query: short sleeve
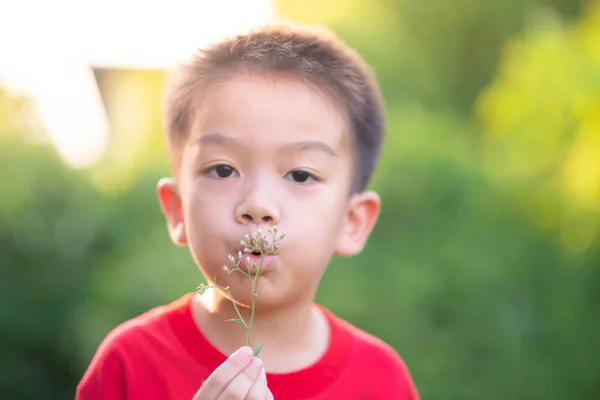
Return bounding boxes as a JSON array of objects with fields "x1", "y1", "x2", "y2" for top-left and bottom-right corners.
[
  {"x1": 390, "y1": 355, "x2": 420, "y2": 399},
  {"x1": 75, "y1": 334, "x2": 127, "y2": 400},
  {"x1": 383, "y1": 346, "x2": 421, "y2": 400},
  {"x1": 367, "y1": 341, "x2": 421, "y2": 400}
]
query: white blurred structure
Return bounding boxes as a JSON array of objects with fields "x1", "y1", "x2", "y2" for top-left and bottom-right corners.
[{"x1": 0, "y1": 0, "x2": 275, "y2": 168}]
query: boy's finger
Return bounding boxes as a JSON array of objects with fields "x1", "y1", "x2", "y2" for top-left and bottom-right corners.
[
  {"x1": 265, "y1": 387, "x2": 274, "y2": 400},
  {"x1": 194, "y1": 346, "x2": 254, "y2": 399},
  {"x1": 244, "y1": 367, "x2": 268, "y2": 400},
  {"x1": 218, "y1": 357, "x2": 263, "y2": 399},
  {"x1": 258, "y1": 367, "x2": 274, "y2": 400}
]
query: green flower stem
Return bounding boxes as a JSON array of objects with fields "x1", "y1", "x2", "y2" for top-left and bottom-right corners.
[
  {"x1": 246, "y1": 254, "x2": 263, "y2": 349},
  {"x1": 198, "y1": 283, "x2": 248, "y2": 329},
  {"x1": 195, "y1": 227, "x2": 284, "y2": 358}
]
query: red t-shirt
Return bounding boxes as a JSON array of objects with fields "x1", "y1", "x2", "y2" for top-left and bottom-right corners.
[{"x1": 76, "y1": 293, "x2": 420, "y2": 399}]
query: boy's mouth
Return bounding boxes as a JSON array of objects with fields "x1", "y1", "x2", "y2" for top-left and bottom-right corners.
[
  {"x1": 239, "y1": 252, "x2": 277, "y2": 273},
  {"x1": 235, "y1": 245, "x2": 279, "y2": 257}
]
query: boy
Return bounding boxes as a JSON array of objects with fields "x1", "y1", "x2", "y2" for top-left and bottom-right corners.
[{"x1": 76, "y1": 21, "x2": 420, "y2": 400}]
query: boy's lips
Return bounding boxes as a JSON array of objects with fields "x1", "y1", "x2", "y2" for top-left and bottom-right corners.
[{"x1": 238, "y1": 252, "x2": 277, "y2": 273}]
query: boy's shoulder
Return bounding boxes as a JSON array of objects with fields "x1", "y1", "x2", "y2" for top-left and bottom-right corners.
[
  {"x1": 102, "y1": 298, "x2": 409, "y2": 369},
  {"x1": 320, "y1": 306, "x2": 420, "y2": 398},
  {"x1": 95, "y1": 294, "x2": 189, "y2": 351},
  {"x1": 76, "y1": 294, "x2": 194, "y2": 397},
  {"x1": 323, "y1": 305, "x2": 408, "y2": 364}
]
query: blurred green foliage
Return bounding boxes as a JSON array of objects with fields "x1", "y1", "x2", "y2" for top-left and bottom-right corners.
[{"x1": 1, "y1": 1, "x2": 599, "y2": 399}]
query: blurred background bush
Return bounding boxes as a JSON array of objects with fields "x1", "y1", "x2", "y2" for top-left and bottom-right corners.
[{"x1": 1, "y1": 0, "x2": 598, "y2": 399}]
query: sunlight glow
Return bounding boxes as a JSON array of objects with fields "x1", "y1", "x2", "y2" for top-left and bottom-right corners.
[{"x1": 0, "y1": 0, "x2": 275, "y2": 168}]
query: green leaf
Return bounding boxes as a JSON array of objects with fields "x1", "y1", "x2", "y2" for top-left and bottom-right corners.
[
  {"x1": 226, "y1": 318, "x2": 248, "y2": 328},
  {"x1": 195, "y1": 283, "x2": 207, "y2": 295},
  {"x1": 253, "y1": 342, "x2": 264, "y2": 357}
]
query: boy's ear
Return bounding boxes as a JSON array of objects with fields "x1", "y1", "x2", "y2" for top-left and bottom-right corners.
[
  {"x1": 334, "y1": 191, "x2": 381, "y2": 257},
  {"x1": 157, "y1": 177, "x2": 188, "y2": 246}
]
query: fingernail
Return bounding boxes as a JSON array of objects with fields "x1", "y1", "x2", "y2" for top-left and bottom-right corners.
[
  {"x1": 250, "y1": 357, "x2": 263, "y2": 371},
  {"x1": 239, "y1": 346, "x2": 254, "y2": 358},
  {"x1": 260, "y1": 367, "x2": 267, "y2": 382}
]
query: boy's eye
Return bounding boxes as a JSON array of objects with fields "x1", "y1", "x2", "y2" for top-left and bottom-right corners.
[
  {"x1": 286, "y1": 170, "x2": 317, "y2": 183},
  {"x1": 205, "y1": 164, "x2": 238, "y2": 179}
]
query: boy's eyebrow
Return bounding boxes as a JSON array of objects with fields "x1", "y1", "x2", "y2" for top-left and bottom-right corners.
[
  {"x1": 196, "y1": 132, "x2": 239, "y2": 147},
  {"x1": 282, "y1": 140, "x2": 339, "y2": 157},
  {"x1": 196, "y1": 133, "x2": 339, "y2": 157}
]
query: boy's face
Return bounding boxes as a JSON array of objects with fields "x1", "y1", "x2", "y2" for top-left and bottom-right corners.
[{"x1": 158, "y1": 72, "x2": 381, "y2": 308}]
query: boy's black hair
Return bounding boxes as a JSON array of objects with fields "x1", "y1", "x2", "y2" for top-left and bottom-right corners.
[{"x1": 163, "y1": 22, "x2": 385, "y2": 193}]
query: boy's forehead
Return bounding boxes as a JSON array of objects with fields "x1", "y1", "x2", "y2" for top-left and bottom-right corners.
[
  {"x1": 186, "y1": 73, "x2": 352, "y2": 153},
  {"x1": 200, "y1": 72, "x2": 342, "y2": 115}
]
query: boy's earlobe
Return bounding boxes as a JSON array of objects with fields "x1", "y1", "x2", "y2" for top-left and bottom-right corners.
[
  {"x1": 157, "y1": 177, "x2": 188, "y2": 246},
  {"x1": 334, "y1": 191, "x2": 381, "y2": 257}
]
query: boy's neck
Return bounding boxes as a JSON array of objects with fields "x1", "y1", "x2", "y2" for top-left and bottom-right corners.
[{"x1": 191, "y1": 290, "x2": 330, "y2": 372}]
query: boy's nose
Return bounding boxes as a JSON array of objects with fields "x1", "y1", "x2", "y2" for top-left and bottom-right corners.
[
  {"x1": 235, "y1": 186, "x2": 279, "y2": 226},
  {"x1": 239, "y1": 210, "x2": 276, "y2": 225}
]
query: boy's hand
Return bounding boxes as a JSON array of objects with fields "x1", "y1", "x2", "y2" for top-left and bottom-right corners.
[{"x1": 194, "y1": 346, "x2": 273, "y2": 400}]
